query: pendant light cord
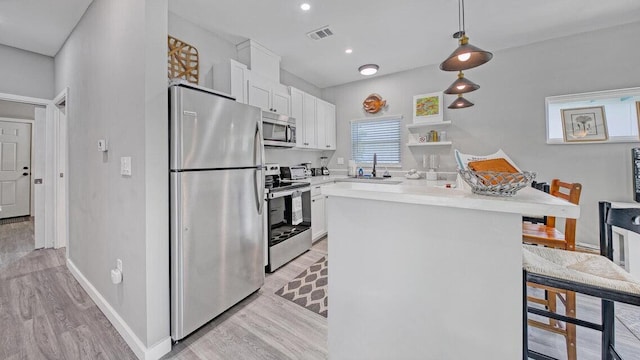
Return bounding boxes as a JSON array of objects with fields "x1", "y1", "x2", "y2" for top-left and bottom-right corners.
[{"x1": 459, "y1": 0, "x2": 466, "y2": 35}]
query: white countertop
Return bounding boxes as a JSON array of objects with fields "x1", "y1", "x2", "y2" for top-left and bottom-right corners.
[{"x1": 321, "y1": 181, "x2": 579, "y2": 218}]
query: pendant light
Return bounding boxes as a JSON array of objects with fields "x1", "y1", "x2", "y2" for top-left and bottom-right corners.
[
  {"x1": 440, "y1": 0, "x2": 493, "y2": 71},
  {"x1": 448, "y1": 94, "x2": 474, "y2": 109},
  {"x1": 444, "y1": 71, "x2": 479, "y2": 94}
]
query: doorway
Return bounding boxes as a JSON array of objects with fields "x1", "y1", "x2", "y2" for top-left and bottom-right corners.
[
  {"x1": 0, "y1": 120, "x2": 32, "y2": 220},
  {"x1": 0, "y1": 90, "x2": 67, "y2": 255}
]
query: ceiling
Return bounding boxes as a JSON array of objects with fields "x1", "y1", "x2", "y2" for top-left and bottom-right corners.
[
  {"x1": 1, "y1": 0, "x2": 639, "y2": 88},
  {"x1": 169, "y1": 0, "x2": 640, "y2": 88},
  {"x1": 0, "y1": 0, "x2": 93, "y2": 56}
]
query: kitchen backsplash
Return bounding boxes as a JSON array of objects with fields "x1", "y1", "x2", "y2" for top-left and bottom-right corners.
[{"x1": 265, "y1": 148, "x2": 327, "y2": 167}]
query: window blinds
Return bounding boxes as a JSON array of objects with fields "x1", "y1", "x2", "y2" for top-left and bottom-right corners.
[{"x1": 351, "y1": 117, "x2": 401, "y2": 164}]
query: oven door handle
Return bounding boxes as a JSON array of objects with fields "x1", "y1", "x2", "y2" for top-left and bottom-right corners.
[
  {"x1": 286, "y1": 125, "x2": 292, "y2": 143},
  {"x1": 268, "y1": 187, "x2": 311, "y2": 199}
]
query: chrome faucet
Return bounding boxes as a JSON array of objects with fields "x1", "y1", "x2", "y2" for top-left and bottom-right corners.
[{"x1": 372, "y1": 153, "x2": 377, "y2": 178}]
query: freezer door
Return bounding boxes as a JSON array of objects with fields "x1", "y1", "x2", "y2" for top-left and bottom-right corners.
[
  {"x1": 170, "y1": 85, "x2": 263, "y2": 170},
  {"x1": 171, "y1": 168, "x2": 265, "y2": 340}
]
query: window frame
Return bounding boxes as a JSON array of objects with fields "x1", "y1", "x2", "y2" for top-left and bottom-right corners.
[
  {"x1": 546, "y1": 87, "x2": 640, "y2": 144},
  {"x1": 350, "y1": 114, "x2": 403, "y2": 167}
]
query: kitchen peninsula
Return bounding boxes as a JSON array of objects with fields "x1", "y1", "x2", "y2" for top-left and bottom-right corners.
[{"x1": 322, "y1": 182, "x2": 579, "y2": 359}]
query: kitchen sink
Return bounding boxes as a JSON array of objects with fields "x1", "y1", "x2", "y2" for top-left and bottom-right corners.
[{"x1": 335, "y1": 177, "x2": 402, "y2": 185}]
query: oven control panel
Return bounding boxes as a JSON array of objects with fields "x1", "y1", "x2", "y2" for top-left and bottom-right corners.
[{"x1": 265, "y1": 163, "x2": 280, "y2": 176}]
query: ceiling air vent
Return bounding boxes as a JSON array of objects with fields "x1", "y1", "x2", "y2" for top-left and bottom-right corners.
[{"x1": 306, "y1": 26, "x2": 334, "y2": 41}]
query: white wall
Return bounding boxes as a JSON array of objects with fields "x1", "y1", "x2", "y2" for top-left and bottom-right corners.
[
  {"x1": 322, "y1": 21, "x2": 640, "y2": 247},
  {"x1": 0, "y1": 44, "x2": 54, "y2": 99},
  {"x1": 54, "y1": 0, "x2": 169, "y2": 355}
]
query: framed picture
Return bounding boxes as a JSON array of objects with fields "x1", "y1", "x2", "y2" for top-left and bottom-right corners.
[
  {"x1": 561, "y1": 106, "x2": 608, "y2": 142},
  {"x1": 413, "y1": 92, "x2": 443, "y2": 123}
]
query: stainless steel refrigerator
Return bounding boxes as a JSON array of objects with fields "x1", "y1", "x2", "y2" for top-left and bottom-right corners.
[{"x1": 169, "y1": 81, "x2": 265, "y2": 341}]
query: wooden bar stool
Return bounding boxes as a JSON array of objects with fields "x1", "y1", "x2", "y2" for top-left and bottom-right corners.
[
  {"x1": 522, "y1": 179, "x2": 582, "y2": 360},
  {"x1": 523, "y1": 202, "x2": 640, "y2": 360}
]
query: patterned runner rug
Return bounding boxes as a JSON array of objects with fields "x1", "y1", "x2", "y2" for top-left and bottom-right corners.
[{"x1": 275, "y1": 257, "x2": 328, "y2": 317}]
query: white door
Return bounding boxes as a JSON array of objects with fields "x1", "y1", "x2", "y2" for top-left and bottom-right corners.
[
  {"x1": 55, "y1": 103, "x2": 68, "y2": 248},
  {"x1": 0, "y1": 121, "x2": 32, "y2": 219}
]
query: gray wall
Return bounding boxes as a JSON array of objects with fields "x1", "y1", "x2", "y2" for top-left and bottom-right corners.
[
  {"x1": 322, "y1": 21, "x2": 640, "y2": 247},
  {"x1": 55, "y1": 0, "x2": 169, "y2": 348},
  {"x1": 168, "y1": 12, "x2": 239, "y2": 89},
  {"x1": 0, "y1": 44, "x2": 54, "y2": 99},
  {"x1": 281, "y1": 69, "x2": 322, "y2": 98}
]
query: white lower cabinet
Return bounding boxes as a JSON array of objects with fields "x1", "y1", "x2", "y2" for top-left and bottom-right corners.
[{"x1": 311, "y1": 184, "x2": 328, "y2": 241}]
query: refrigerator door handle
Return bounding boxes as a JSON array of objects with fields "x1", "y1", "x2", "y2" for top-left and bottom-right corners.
[{"x1": 254, "y1": 122, "x2": 265, "y2": 215}]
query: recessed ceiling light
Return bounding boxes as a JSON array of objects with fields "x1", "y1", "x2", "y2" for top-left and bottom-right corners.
[
  {"x1": 300, "y1": 3, "x2": 311, "y2": 11},
  {"x1": 345, "y1": 48, "x2": 353, "y2": 54},
  {"x1": 358, "y1": 64, "x2": 379, "y2": 76}
]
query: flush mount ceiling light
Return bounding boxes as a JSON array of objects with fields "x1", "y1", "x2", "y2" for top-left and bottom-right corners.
[
  {"x1": 300, "y1": 3, "x2": 311, "y2": 11},
  {"x1": 358, "y1": 64, "x2": 379, "y2": 76},
  {"x1": 444, "y1": 71, "x2": 480, "y2": 94},
  {"x1": 345, "y1": 48, "x2": 353, "y2": 54},
  {"x1": 447, "y1": 94, "x2": 474, "y2": 109},
  {"x1": 440, "y1": 0, "x2": 493, "y2": 72}
]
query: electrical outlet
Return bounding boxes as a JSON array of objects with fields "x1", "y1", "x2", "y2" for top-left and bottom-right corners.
[
  {"x1": 120, "y1": 157, "x2": 132, "y2": 176},
  {"x1": 337, "y1": 157, "x2": 344, "y2": 165}
]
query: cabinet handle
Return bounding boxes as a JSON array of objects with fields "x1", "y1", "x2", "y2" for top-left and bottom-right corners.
[
  {"x1": 326, "y1": 145, "x2": 330, "y2": 148},
  {"x1": 315, "y1": 186, "x2": 321, "y2": 189},
  {"x1": 304, "y1": 143, "x2": 309, "y2": 145},
  {"x1": 312, "y1": 199, "x2": 315, "y2": 202}
]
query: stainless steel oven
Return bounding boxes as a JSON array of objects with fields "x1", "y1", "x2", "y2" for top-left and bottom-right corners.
[
  {"x1": 264, "y1": 164, "x2": 311, "y2": 272},
  {"x1": 262, "y1": 111, "x2": 296, "y2": 148}
]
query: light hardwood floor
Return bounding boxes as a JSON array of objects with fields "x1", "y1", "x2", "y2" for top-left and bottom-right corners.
[{"x1": 2, "y1": 221, "x2": 640, "y2": 359}]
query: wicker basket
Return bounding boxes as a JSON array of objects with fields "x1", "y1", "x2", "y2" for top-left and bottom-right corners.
[{"x1": 458, "y1": 170, "x2": 536, "y2": 197}]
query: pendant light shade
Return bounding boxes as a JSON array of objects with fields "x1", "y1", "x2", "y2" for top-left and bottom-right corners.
[
  {"x1": 440, "y1": 35, "x2": 493, "y2": 71},
  {"x1": 444, "y1": 71, "x2": 480, "y2": 94},
  {"x1": 448, "y1": 94, "x2": 474, "y2": 109}
]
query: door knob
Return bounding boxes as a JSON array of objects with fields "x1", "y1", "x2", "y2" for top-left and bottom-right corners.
[
  {"x1": 23, "y1": 173, "x2": 29, "y2": 176},
  {"x1": 23, "y1": 166, "x2": 28, "y2": 170}
]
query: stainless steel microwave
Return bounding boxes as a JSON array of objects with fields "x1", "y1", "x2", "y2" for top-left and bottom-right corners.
[{"x1": 262, "y1": 111, "x2": 296, "y2": 148}]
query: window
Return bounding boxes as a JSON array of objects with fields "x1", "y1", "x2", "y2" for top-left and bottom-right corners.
[
  {"x1": 546, "y1": 88, "x2": 640, "y2": 144},
  {"x1": 351, "y1": 115, "x2": 402, "y2": 165}
]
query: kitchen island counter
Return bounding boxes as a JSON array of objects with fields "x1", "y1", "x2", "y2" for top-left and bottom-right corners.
[{"x1": 322, "y1": 182, "x2": 578, "y2": 359}]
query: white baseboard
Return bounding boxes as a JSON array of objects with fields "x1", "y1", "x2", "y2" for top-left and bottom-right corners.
[{"x1": 66, "y1": 259, "x2": 172, "y2": 360}]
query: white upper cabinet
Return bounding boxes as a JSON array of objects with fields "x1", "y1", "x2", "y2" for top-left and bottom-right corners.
[
  {"x1": 212, "y1": 59, "x2": 249, "y2": 103},
  {"x1": 290, "y1": 87, "x2": 335, "y2": 150},
  {"x1": 316, "y1": 99, "x2": 336, "y2": 150},
  {"x1": 248, "y1": 73, "x2": 291, "y2": 116},
  {"x1": 237, "y1": 40, "x2": 281, "y2": 83},
  {"x1": 290, "y1": 87, "x2": 317, "y2": 149}
]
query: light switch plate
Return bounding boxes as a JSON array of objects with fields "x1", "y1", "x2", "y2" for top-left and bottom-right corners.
[
  {"x1": 98, "y1": 139, "x2": 108, "y2": 152},
  {"x1": 120, "y1": 157, "x2": 132, "y2": 176},
  {"x1": 337, "y1": 157, "x2": 344, "y2": 165}
]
